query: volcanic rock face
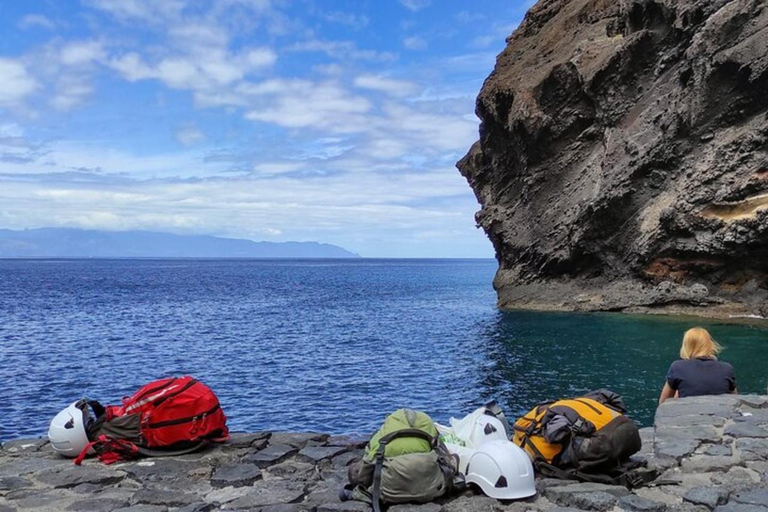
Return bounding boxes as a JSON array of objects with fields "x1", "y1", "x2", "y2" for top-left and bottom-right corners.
[{"x1": 459, "y1": 0, "x2": 768, "y2": 318}]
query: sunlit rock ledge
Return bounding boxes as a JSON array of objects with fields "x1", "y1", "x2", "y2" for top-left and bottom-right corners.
[{"x1": 2, "y1": 395, "x2": 768, "y2": 512}]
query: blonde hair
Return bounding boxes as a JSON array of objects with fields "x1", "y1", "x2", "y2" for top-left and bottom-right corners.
[{"x1": 680, "y1": 327, "x2": 722, "y2": 359}]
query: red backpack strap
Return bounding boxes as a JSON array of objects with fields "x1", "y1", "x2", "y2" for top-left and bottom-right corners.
[{"x1": 73, "y1": 435, "x2": 141, "y2": 466}]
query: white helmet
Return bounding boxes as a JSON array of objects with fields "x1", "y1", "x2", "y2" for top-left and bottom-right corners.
[
  {"x1": 465, "y1": 440, "x2": 536, "y2": 500},
  {"x1": 468, "y1": 415, "x2": 508, "y2": 448},
  {"x1": 48, "y1": 400, "x2": 93, "y2": 458}
]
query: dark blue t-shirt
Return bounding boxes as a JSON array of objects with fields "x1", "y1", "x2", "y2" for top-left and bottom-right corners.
[{"x1": 666, "y1": 358, "x2": 736, "y2": 398}]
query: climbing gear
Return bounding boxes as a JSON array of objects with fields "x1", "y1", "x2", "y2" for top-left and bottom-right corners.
[
  {"x1": 436, "y1": 400, "x2": 513, "y2": 473},
  {"x1": 48, "y1": 399, "x2": 96, "y2": 458},
  {"x1": 513, "y1": 389, "x2": 646, "y2": 487},
  {"x1": 464, "y1": 440, "x2": 536, "y2": 500},
  {"x1": 73, "y1": 376, "x2": 229, "y2": 465},
  {"x1": 345, "y1": 409, "x2": 462, "y2": 511}
]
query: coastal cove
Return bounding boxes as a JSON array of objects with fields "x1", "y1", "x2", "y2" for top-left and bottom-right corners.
[{"x1": 1, "y1": 259, "x2": 767, "y2": 442}]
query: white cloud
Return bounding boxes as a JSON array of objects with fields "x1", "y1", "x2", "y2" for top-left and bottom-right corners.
[
  {"x1": 399, "y1": 0, "x2": 432, "y2": 11},
  {"x1": 18, "y1": 14, "x2": 56, "y2": 30},
  {"x1": 244, "y1": 80, "x2": 371, "y2": 132},
  {"x1": 288, "y1": 39, "x2": 397, "y2": 62},
  {"x1": 403, "y1": 36, "x2": 428, "y2": 51},
  {"x1": 354, "y1": 75, "x2": 418, "y2": 97},
  {"x1": 176, "y1": 127, "x2": 206, "y2": 146},
  {"x1": 321, "y1": 11, "x2": 370, "y2": 30},
  {"x1": 60, "y1": 41, "x2": 106, "y2": 66},
  {"x1": 50, "y1": 76, "x2": 94, "y2": 111},
  {"x1": 0, "y1": 59, "x2": 38, "y2": 107}
]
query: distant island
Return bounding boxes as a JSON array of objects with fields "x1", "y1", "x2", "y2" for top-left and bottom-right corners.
[{"x1": 0, "y1": 228, "x2": 359, "y2": 259}]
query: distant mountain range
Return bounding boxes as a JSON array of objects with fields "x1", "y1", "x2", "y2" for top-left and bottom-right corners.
[{"x1": 0, "y1": 229, "x2": 359, "y2": 258}]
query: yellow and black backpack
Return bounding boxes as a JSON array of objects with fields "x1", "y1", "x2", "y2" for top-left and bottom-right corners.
[{"x1": 513, "y1": 390, "x2": 649, "y2": 487}]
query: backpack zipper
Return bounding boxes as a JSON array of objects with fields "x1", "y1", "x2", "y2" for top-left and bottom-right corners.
[
  {"x1": 152, "y1": 379, "x2": 198, "y2": 407},
  {"x1": 145, "y1": 403, "x2": 220, "y2": 429}
]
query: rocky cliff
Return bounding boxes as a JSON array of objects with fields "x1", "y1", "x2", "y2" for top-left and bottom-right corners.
[{"x1": 458, "y1": 0, "x2": 768, "y2": 318}]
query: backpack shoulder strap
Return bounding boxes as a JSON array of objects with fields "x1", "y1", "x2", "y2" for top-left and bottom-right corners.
[{"x1": 371, "y1": 429, "x2": 437, "y2": 512}]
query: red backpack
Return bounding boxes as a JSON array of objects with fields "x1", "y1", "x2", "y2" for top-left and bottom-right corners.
[{"x1": 75, "y1": 376, "x2": 229, "y2": 465}]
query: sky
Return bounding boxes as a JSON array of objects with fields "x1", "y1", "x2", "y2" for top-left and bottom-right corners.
[{"x1": 0, "y1": 0, "x2": 532, "y2": 258}]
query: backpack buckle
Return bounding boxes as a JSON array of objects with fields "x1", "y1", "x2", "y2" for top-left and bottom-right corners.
[{"x1": 625, "y1": 472, "x2": 644, "y2": 489}]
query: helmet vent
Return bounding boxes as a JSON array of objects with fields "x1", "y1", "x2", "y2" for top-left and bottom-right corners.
[
  {"x1": 495, "y1": 476, "x2": 508, "y2": 488},
  {"x1": 64, "y1": 419, "x2": 75, "y2": 429},
  {"x1": 484, "y1": 423, "x2": 497, "y2": 435}
]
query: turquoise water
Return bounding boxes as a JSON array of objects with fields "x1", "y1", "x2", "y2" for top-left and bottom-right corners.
[{"x1": 0, "y1": 259, "x2": 766, "y2": 440}]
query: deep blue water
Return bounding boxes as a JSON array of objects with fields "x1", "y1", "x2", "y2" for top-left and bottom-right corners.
[{"x1": 1, "y1": 259, "x2": 766, "y2": 441}]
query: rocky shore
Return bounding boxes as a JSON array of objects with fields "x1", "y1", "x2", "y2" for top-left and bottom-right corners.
[{"x1": 2, "y1": 395, "x2": 768, "y2": 511}]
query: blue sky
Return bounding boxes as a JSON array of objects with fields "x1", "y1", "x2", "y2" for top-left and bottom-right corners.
[{"x1": 0, "y1": 0, "x2": 531, "y2": 257}]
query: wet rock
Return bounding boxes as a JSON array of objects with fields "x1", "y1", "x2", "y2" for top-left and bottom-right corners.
[
  {"x1": 36, "y1": 466, "x2": 124, "y2": 488},
  {"x1": 210, "y1": 463, "x2": 262, "y2": 488},
  {"x1": 683, "y1": 487, "x2": 729, "y2": 509},
  {"x1": 243, "y1": 444, "x2": 298, "y2": 468}
]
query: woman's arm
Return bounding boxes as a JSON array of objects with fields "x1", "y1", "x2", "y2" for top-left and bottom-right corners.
[{"x1": 659, "y1": 382, "x2": 676, "y2": 405}]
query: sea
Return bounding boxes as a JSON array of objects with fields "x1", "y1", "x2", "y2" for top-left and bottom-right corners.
[{"x1": 1, "y1": 258, "x2": 766, "y2": 441}]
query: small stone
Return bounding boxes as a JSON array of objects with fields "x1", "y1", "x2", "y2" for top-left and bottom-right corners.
[
  {"x1": 269, "y1": 433, "x2": 329, "y2": 449},
  {"x1": 131, "y1": 489, "x2": 200, "y2": 507},
  {"x1": 0, "y1": 476, "x2": 32, "y2": 491},
  {"x1": 211, "y1": 464, "x2": 262, "y2": 488},
  {"x1": 439, "y1": 495, "x2": 501, "y2": 512},
  {"x1": 224, "y1": 432, "x2": 271, "y2": 450},
  {"x1": 243, "y1": 444, "x2": 298, "y2": 468},
  {"x1": 713, "y1": 504, "x2": 768, "y2": 512},
  {"x1": 731, "y1": 488, "x2": 768, "y2": 507},
  {"x1": 67, "y1": 498, "x2": 131, "y2": 511},
  {"x1": 11, "y1": 489, "x2": 73, "y2": 509},
  {"x1": 220, "y1": 479, "x2": 306, "y2": 509},
  {"x1": 36, "y1": 466, "x2": 125, "y2": 488},
  {"x1": 388, "y1": 504, "x2": 442, "y2": 512},
  {"x1": 176, "y1": 504, "x2": 216, "y2": 512},
  {"x1": 683, "y1": 487, "x2": 729, "y2": 508},
  {"x1": 297, "y1": 446, "x2": 348, "y2": 463},
  {"x1": 736, "y1": 439, "x2": 768, "y2": 461},
  {"x1": 700, "y1": 444, "x2": 733, "y2": 456},
  {"x1": 681, "y1": 456, "x2": 737, "y2": 473},
  {"x1": 740, "y1": 397, "x2": 768, "y2": 409},
  {"x1": 656, "y1": 416, "x2": 728, "y2": 428},
  {"x1": 569, "y1": 491, "x2": 618, "y2": 511},
  {"x1": 725, "y1": 424, "x2": 768, "y2": 438},
  {"x1": 619, "y1": 494, "x2": 668, "y2": 511},
  {"x1": 656, "y1": 426, "x2": 720, "y2": 443},
  {"x1": 205, "y1": 486, "x2": 251, "y2": 504},
  {"x1": 655, "y1": 439, "x2": 701, "y2": 459}
]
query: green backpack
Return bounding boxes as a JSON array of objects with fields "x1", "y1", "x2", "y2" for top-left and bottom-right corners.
[{"x1": 346, "y1": 409, "x2": 461, "y2": 511}]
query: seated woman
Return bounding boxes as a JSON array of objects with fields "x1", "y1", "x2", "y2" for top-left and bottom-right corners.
[{"x1": 659, "y1": 327, "x2": 737, "y2": 405}]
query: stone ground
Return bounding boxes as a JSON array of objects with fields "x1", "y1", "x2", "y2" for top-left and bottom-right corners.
[{"x1": 2, "y1": 395, "x2": 768, "y2": 511}]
